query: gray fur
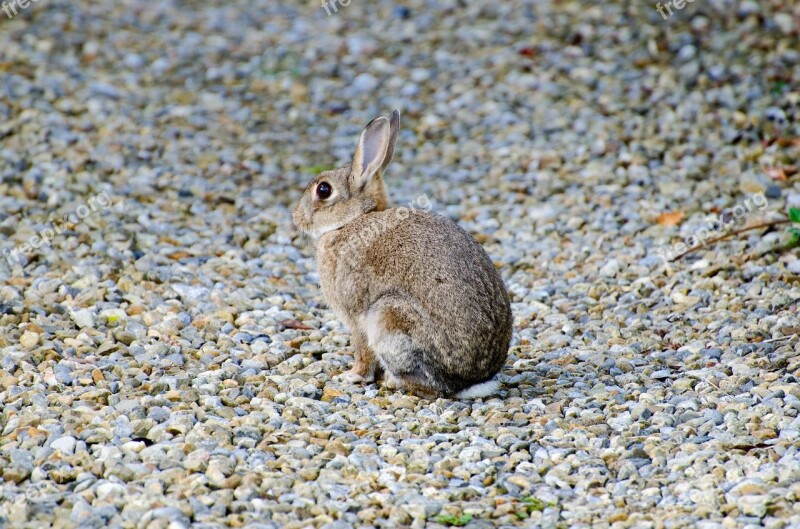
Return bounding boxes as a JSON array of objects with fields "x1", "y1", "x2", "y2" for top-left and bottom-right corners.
[{"x1": 292, "y1": 110, "x2": 512, "y2": 397}]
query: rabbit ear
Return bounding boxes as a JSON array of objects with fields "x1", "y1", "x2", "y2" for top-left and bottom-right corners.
[
  {"x1": 351, "y1": 110, "x2": 400, "y2": 190},
  {"x1": 383, "y1": 109, "x2": 400, "y2": 171}
]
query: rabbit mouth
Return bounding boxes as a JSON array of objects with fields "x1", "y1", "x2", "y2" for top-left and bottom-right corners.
[
  {"x1": 312, "y1": 223, "x2": 342, "y2": 237},
  {"x1": 292, "y1": 213, "x2": 338, "y2": 239}
]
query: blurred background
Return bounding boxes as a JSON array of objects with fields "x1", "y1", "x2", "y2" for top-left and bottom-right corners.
[{"x1": 2, "y1": 1, "x2": 798, "y2": 226}]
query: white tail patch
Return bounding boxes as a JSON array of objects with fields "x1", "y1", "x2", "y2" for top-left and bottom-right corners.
[{"x1": 455, "y1": 378, "x2": 500, "y2": 399}]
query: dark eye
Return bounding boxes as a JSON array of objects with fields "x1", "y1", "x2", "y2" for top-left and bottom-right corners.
[{"x1": 316, "y1": 181, "x2": 332, "y2": 200}]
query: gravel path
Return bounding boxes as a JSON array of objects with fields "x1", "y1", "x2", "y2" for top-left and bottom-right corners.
[{"x1": 2, "y1": 1, "x2": 800, "y2": 528}]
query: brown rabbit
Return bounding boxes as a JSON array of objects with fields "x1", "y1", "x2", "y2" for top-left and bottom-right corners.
[{"x1": 292, "y1": 110, "x2": 512, "y2": 398}]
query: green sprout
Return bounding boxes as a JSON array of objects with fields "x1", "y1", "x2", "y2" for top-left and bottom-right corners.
[
  {"x1": 301, "y1": 163, "x2": 336, "y2": 175},
  {"x1": 434, "y1": 513, "x2": 473, "y2": 527},
  {"x1": 772, "y1": 80, "x2": 788, "y2": 96},
  {"x1": 789, "y1": 207, "x2": 800, "y2": 247},
  {"x1": 516, "y1": 497, "x2": 556, "y2": 519}
]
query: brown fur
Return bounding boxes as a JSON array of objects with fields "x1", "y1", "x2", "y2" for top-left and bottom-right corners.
[
  {"x1": 292, "y1": 110, "x2": 512, "y2": 397},
  {"x1": 381, "y1": 308, "x2": 414, "y2": 335}
]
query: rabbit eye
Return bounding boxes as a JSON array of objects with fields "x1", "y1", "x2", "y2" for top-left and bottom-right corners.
[{"x1": 316, "y1": 181, "x2": 332, "y2": 200}]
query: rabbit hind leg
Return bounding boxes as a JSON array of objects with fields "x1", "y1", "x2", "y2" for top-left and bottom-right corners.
[{"x1": 362, "y1": 295, "x2": 449, "y2": 397}]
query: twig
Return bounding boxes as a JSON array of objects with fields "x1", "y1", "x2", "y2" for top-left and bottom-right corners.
[
  {"x1": 670, "y1": 218, "x2": 790, "y2": 262},
  {"x1": 760, "y1": 334, "x2": 797, "y2": 344}
]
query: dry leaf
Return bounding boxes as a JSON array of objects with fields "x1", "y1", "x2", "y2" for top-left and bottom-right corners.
[
  {"x1": 158, "y1": 236, "x2": 181, "y2": 246},
  {"x1": 167, "y1": 251, "x2": 191, "y2": 260},
  {"x1": 281, "y1": 319, "x2": 312, "y2": 330},
  {"x1": 776, "y1": 137, "x2": 800, "y2": 147},
  {"x1": 765, "y1": 166, "x2": 788, "y2": 181},
  {"x1": 657, "y1": 211, "x2": 684, "y2": 226}
]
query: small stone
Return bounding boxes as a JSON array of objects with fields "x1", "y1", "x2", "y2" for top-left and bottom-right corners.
[
  {"x1": 607, "y1": 412, "x2": 633, "y2": 431},
  {"x1": 10, "y1": 449, "x2": 33, "y2": 473},
  {"x1": 352, "y1": 73, "x2": 378, "y2": 94},
  {"x1": 737, "y1": 495, "x2": 768, "y2": 518},
  {"x1": 599, "y1": 259, "x2": 620, "y2": 278},
  {"x1": 69, "y1": 309, "x2": 95, "y2": 329},
  {"x1": 144, "y1": 507, "x2": 191, "y2": 526},
  {"x1": 403, "y1": 500, "x2": 442, "y2": 521},
  {"x1": 3, "y1": 467, "x2": 30, "y2": 484},
  {"x1": 51, "y1": 436, "x2": 77, "y2": 454},
  {"x1": 206, "y1": 458, "x2": 235, "y2": 488},
  {"x1": 740, "y1": 179, "x2": 765, "y2": 195},
  {"x1": 321, "y1": 387, "x2": 345, "y2": 402},
  {"x1": 545, "y1": 401, "x2": 563, "y2": 414},
  {"x1": 99, "y1": 308, "x2": 127, "y2": 326},
  {"x1": 96, "y1": 482, "x2": 126, "y2": 500},
  {"x1": 774, "y1": 13, "x2": 795, "y2": 34},
  {"x1": 394, "y1": 397, "x2": 416, "y2": 410},
  {"x1": 507, "y1": 475, "x2": 532, "y2": 490},
  {"x1": 90, "y1": 81, "x2": 121, "y2": 99},
  {"x1": 460, "y1": 447, "x2": 482, "y2": 462},
  {"x1": 729, "y1": 480, "x2": 766, "y2": 496},
  {"x1": 20, "y1": 331, "x2": 40, "y2": 349},
  {"x1": 765, "y1": 185, "x2": 781, "y2": 199},
  {"x1": 54, "y1": 365, "x2": 73, "y2": 385}
]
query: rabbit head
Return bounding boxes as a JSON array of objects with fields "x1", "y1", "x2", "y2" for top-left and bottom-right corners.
[{"x1": 292, "y1": 110, "x2": 400, "y2": 237}]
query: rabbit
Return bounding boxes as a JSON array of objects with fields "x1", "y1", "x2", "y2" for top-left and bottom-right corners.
[{"x1": 292, "y1": 109, "x2": 512, "y2": 398}]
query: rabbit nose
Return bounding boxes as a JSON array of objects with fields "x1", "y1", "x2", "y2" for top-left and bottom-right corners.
[{"x1": 291, "y1": 204, "x2": 307, "y2": 231}]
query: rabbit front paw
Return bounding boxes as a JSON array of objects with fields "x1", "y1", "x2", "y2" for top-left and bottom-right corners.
[
  {"x1": 336, "y1": 357, "x2": 377, "y2": 383},
  {"x1": 337, "y1": 368, "x2": 372, "y2": 383}
]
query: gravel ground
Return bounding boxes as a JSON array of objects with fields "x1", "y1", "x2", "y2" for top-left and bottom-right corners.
[{"x1": 2, "y1": 1, "x2": 800, "y2": 528}]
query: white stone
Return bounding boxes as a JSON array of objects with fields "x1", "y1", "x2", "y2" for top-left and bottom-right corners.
[
  {"x1": 599, "y1": 259, "x2": 620, "y2": 278},
  {"x1": 51, "y1": 436, "x2": 77, "y2": 454},
  {"x1": 96, "y1": 482, "x2": 126, "y2": 500},
  {"x1": 69, "y1": 309, "x2": 95, "y2": 329}
]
